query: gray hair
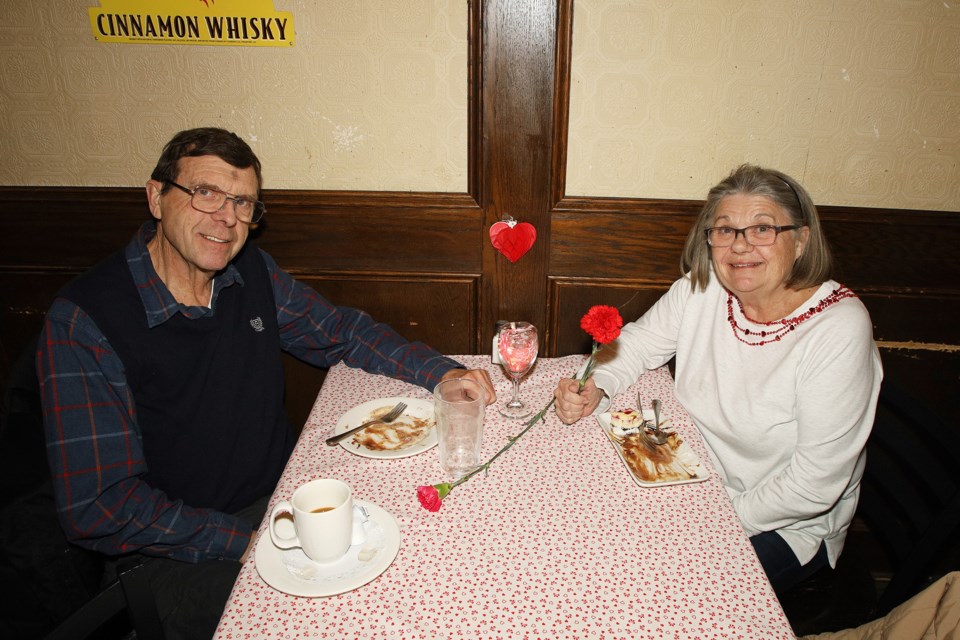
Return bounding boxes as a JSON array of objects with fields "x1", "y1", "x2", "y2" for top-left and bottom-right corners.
[{"x1": 680, "y1": 164, "x2": 833, "y2": 291}]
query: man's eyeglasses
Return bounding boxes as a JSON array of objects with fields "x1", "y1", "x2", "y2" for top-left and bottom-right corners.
[
  {"x1": 167, "y1": 181, "x2": 265, "y2": 224},
  {"x1": 704, "y1": 224, "x2": 800, "y2": 247}
]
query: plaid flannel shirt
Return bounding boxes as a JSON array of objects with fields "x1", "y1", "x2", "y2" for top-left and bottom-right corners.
[{"x1": 37, "y1": 222, "x2": 460, "y2": 562}]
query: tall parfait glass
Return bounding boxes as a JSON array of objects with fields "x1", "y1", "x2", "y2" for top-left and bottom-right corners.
[{"x1": 497, "y1": 321, "x2": 539, "y2": 419}]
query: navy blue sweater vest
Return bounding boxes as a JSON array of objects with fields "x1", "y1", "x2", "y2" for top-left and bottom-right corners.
[{"x1": 60, "y1": 244, "x2": 292, "y2": 513}]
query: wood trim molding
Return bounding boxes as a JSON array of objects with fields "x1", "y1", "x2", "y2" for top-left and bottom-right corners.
[
  {"x1": 467, "y1": 0, "x2": 484, "y2": 206},
  {"x1": 261, "y1": 189, "x2": 481, "y2": 211},
  {"x1": 549, "y1": 0, "x2": 574, "y2": 210}
]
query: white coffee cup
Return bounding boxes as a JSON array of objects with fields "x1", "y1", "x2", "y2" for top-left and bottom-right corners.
[{"x1": 268, "y1": 478, "x2": 364, "y2": 563}]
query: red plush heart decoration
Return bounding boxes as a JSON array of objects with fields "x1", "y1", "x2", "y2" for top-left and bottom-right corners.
[{"x1": 489, "y1": 221, "x2": 537, "y2": 263}]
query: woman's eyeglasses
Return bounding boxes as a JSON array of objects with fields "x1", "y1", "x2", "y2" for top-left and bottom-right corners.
[{"x1": 704, "y1": 224, "x2": 800, "y2": 247}]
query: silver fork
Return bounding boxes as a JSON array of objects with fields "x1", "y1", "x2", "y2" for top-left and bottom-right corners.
[
  {"x1": 325, "y1": 401, "x2": 407, "y2": 446},
  {"x1": 637, "y1": 393, "x2": 668, "y2": 445}
]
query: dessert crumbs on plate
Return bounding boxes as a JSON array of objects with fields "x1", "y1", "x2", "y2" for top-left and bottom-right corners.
[
  {"x1": 352, "y1": 415, "x2": 433, "y2": 451},
  {"x1": 617, "y1": 432, "x2": 699, "y2": 483}
]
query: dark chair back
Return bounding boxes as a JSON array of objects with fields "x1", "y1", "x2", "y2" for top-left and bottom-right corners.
[
  {"x1": 779, "y1": 380, "x2": 960, "y2": 635},
  {"x1": 856, "y1": 381, "x2": 960, "y2": 616},
  {"x1": 0, "y1": 334, "x2": 48, "y2": 509},
  {"x1": 0, "y1": 335, "x2": 164, "y2": 639},
  {"x1": 44, "y1": 558, "x2": 164, "y2": 640}
]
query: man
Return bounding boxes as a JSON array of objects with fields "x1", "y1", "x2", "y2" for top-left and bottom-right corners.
[{"x1": 36, "y1": 127, "x2": 496, "y2": 639}]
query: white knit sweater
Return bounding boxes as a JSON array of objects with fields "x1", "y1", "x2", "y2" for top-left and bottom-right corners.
[{"x1": 591, "y1": 275, "x2": 882, "y2": 566}]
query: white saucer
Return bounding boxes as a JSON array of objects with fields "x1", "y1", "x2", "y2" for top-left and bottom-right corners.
[{"x1": 255, "y1": 500, "x2": 400, "y2": 597}]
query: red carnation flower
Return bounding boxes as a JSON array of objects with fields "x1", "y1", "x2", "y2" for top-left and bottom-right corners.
[
  {"x1": 417, "y1": 483, "x2": 450, "y2": 512},
  {"x1": 580, "y1": 305, "x2": 623, "y2": 344}
]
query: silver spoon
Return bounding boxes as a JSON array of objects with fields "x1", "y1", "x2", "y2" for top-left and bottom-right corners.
[{"x1": 637, "y1": 393, "x2": 668, "y2": 445}]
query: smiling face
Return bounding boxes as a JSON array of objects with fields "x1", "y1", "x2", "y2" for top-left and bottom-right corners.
[
  {"x1": 146, "y1": 154, "x2": 257, "y2": 295},
  {"x1": 710, "y1": 193, "x2": 810, "y2": 310}
]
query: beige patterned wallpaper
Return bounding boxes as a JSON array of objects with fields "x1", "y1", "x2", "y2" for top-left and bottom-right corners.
[
  {"x1": 2, "y1": 1, "x2": 957, "y2": 212},
  {"x1": 0, "y1": 0, "x2": 468, "y2": 191},
  {"x1": 567, "y1": 0, "x2": 960, "y2": 211}
]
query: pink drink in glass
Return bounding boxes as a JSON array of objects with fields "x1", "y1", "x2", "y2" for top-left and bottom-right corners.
[{"x1": 497, "y1": 322, "x2": 538, "y2": 419}]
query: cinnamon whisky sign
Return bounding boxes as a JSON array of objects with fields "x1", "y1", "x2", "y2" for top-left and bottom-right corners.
[{"x1": 89, "y1": 0, "x2": 295, "y2": 47}]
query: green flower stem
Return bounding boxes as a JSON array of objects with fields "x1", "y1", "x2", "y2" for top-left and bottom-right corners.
[
  {"x1": 449, "y1": 396, "x2": 557, "y2": 491},
  {"x1": 449, "y1": 346, "x2": 599, "y2": 492},
  {"x1": 578, "y1": 342, "x2": 599, "y2": 392}
]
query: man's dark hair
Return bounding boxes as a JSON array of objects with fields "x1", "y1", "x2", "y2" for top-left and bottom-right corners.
[{"x1": 150, "y1": 127, "x2": 263, "y2": 194}]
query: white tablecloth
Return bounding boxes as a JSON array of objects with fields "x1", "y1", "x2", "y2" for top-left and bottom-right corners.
[{"x1": 215, "y1": 355, "x2": 795, "y2": 639}]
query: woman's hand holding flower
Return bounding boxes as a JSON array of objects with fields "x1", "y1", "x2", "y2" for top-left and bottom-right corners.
[
  {"x1": 553, "y1": 377, "x2": 603, "y2": 424},
  {"x1": 551, "y1": 305, "x2": 622, "y2": 425}
]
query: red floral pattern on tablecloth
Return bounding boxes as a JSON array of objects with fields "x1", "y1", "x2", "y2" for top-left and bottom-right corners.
[{"x1": 215, "y1": 355, "x2": 795, "y2": 639}]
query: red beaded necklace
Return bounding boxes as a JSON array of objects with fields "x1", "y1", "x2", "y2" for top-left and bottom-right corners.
[{"x1": 726, "y1": 285, "x2": 857, "y2": 346}]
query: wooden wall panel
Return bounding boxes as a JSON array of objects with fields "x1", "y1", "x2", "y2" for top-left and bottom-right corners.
[
  {"x1": 295, "y1": 275, "x2": 479, "y2": 356},
  {"x1": 0, "y1": 188, "x2": 147, "y2": 269},
  {"x1": 821, "y1": 208, "x2": 960, "y2": 291},
  {"x1": 860, "y1": 293, "x2": 960, "y2": 346},
  {"x1": 281, "y1": 274, "x2": 479, "y2": 433},
  {"x1": 253, "y1": 192, "x2": 483, "y2": 273},
  {"x1": 548, "y1": 278, "x2": 667, "y2": 355},
  {"x1": 549, "y1": 198, "x2": 698, "y2": 282}
]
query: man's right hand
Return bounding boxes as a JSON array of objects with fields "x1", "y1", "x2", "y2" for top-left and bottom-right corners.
[{"x1": 440, "y1": 367, "x2": 498, "y2": 406}]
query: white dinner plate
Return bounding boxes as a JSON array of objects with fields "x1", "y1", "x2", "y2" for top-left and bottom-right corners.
[
  {"x1": 255, "y1": 500, "x2": 401, "y2": 598},
  {"x1": 332, "y1": 396, "x2": 437, "y2": 459},
  {"x1": 597, "y1": 411, "x2": 709, "y2": 488}
]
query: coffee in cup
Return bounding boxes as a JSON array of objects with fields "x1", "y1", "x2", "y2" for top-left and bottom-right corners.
[{"x1": 268, "y1": 478, "x2": 365, "y2": 563}]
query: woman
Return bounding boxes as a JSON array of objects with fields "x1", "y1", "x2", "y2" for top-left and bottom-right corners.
[{"x1": 553, "y1": 164, "x2": 882, "y2": 593}]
